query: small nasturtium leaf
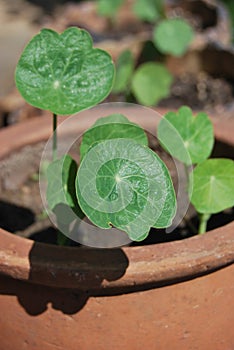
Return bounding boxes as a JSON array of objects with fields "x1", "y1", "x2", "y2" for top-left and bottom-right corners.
[
  {"x1": 157, "y1": 106, "x2": 214, "y2": 165},
  {"x1": 131, "y1": 62, "x2": 173, "y2": 106},
  {"x1": 76, "y1": 138, "x2": 176, "y2": 241},
  {"x1": 190, "y1": 159, "x2": 234, "y2": 214},
  {"x1": 133, "y1": 0, "x2": 162, "y2": 23},
  {"x1": 15, "y1": 27, "x2": 115, "y2": 115},
  {"x1": 80, "y1": 114, "x2": 148, "y2": 159},
  {"x1": 112, "y1": 50, "x2": 134, "y2": 94},
  {"x1": 153, "y1": 18, "x2": 194, "y2": 56}
]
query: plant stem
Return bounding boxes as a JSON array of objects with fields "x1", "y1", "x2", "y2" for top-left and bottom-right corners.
[
  {"x1": 198, "y1": 213, "x2": 211, "y2": 234},
  {"x1": 53, "y1": 113, "x2": 57, "y2": 161}
]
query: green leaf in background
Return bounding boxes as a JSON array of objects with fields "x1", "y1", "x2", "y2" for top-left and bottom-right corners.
[
  {"x1": 131, "y1": 62, "x2": 173, "y2": 106},
  {"x1": 157, "y1": 106, "x2": 214, "y2": 165},
  {"x1": 112, "y1": 50, "x2": 134, "y2": 94},
  {"x1": 133, "y1": 0, "x2": 163, "y2": 23},
  {"x1": 76, "y1": 138, "x2": 176, "y2": 241},
  {"x1": 153, "y1": 18, "x2": 194, "y2": 56},
  {"x1": 15, "y1": 27, "x2": 115, "y2": 115},
  {"x1": 80, "y1": 113, "x2": 148, "y2": 159},
  {"x1": 190, "y1": 159, "x2": 234, "y2": 214},
  {"x1": 97, "y1": 0, "x2": 124, "y2": 17}
]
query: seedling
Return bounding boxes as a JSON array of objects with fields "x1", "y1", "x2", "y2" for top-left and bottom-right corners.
[
  {"x1": 15, "y1": 27, "x2": 176, "y2": 244},
  {"x1": 15, "y1": 27, "x2": 115, "y2": 160},
  {"x1": 158, "y1": 106, "x2": 234, "y2": 234},
  {"x1": 108, "y1": 1, "x2": 194, "y2": 106},
  {"x1": 16, "y1": 27, "x2": 231, "y2": 243},
  {"x1": 131, "y1": 62, "x2": 173, "y2": 106},
  {"x1": 113, "y1": 49, "x2": 173, "y2": 105}
]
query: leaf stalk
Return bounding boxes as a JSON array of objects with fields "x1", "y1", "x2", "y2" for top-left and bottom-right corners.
[{"x1": 198, "y1": 213, "x2": 211, "y2": 234}]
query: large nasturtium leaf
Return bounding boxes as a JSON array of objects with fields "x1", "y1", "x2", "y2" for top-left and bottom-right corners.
[
  {"x1": 112, "y1": 50, "x2": 134, "y2": 94},
  {"x1": 15, "y1": 27, "x2": 115, "y2": 115},
  {"x1": 190, "y1": 159, "x2": 234, "y2": 214},
  {"x1": 76, "y1": 138, "x2": 176, "y2": 241},
  {"x1": 157, "y1": 106, "x2": 214, "y2": 165},
  {"x1": 133, "y1": 0, "x2": 163, "y2": 23},
  {"x1": 131, "y1": 62, "x2": 173, "y2": 106},
  {"x1": 80, "y1": 113, "x2": 148, "y2": 159},
  {"x1": 153, "y1": 18, "x2": 194, "y2": 56}
]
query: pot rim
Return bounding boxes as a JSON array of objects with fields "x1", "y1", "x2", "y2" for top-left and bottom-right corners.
[{"x1": 0, "y1": 107, "x2": 233, "y2": 290}]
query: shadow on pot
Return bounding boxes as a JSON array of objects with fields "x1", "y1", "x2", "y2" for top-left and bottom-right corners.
[{"x1": 0, "y1": 242, "x2": 129, "y2": 316}]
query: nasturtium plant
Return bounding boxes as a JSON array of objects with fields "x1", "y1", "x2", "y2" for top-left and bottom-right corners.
[
  {"x1": 190, "y1": 159, "x2": 234, "y2": 214},
  {"x1": 158, "y1": 105, "x2": 234, "y2": 234},
  {"x1": 153, "y1": 18, "x2": 194, "y2": 56},
  {"x1": 80, "y1": 113, "x2": 148, "y2": 159},
  {"x1": 15, "y1": 27, "x2": 115, "y2": 115},
  {"x1": 112, "y1": 50, "x2": 134, "y2": 94},
  {"x1": 131, "y1": 62, "x2": 173, "y2": 106},
  {"x1": 157, "y1": 106, "x2": 214, "y2": 165},
  {"x1": 76, "y1": 138, "x2": 176, "y2": 241}
]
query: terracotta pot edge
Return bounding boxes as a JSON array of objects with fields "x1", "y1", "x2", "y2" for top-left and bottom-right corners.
[{"x1": 0, "y1": 108, "x2": 233, "y2": 289}]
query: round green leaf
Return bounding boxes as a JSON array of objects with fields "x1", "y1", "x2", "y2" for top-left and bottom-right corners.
[
  {"x1": 76, "y1": 138, "x2": 176, "y2": 241},
  {"x1": 131, "y1": 62, "x2": 173, "y2": 106},
  {"x1": 112, "y1": 50, "x2": 134, "y2": 94},
  {"x1": 153, "y1": 18, "x2": 194, "y2": 56},
  {"x1": 190, "y1": 159, "x2": 234, "y2": 214},
  {"x1": 80, "y1": 113, "x2": 148, "y2": 159},
  {"x1": 157, "y1": 106, "x2": 214, "y2": 165},
  {"x1": 15, "y1": 27, "x2": 115, "y2": 115}
]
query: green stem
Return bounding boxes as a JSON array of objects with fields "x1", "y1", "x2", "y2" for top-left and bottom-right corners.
[
  {"x1": 53, "y1": 113, "x2": 57, "y2": 161},
  {"x1": 198, "y1": 213, "x2": 211, "y2": 234}
]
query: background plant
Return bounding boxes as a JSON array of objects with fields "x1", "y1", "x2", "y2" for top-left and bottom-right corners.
[
  {"x1": 97, "y1": 0, "x2": 194, "y2": 106},
  {"x1": 15, "y1": 27, "x2": 114, "y2": 244}
]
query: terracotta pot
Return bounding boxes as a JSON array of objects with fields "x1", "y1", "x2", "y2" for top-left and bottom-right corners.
[{"x1": 0, "y1": 107, "x2": 233, "y2": 350}]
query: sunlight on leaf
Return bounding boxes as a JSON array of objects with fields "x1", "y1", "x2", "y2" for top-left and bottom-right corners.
[
  {"x1": 15, "y1": 27, "x2": 115, "y2": 115},
  {"x1": 76, "y1": 138, "x2": 176, "y2": 241},
  {"x1": 158, "y1": 106, "x2": 214, "y2": 165},
  {"x1": 190, "y1": 159, "x2": 234, "y2": 214}
]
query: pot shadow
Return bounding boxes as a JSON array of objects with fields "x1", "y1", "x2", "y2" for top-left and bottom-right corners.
[{"x1": 0, "y1": 242, "x2": 129, "y2": 316}]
